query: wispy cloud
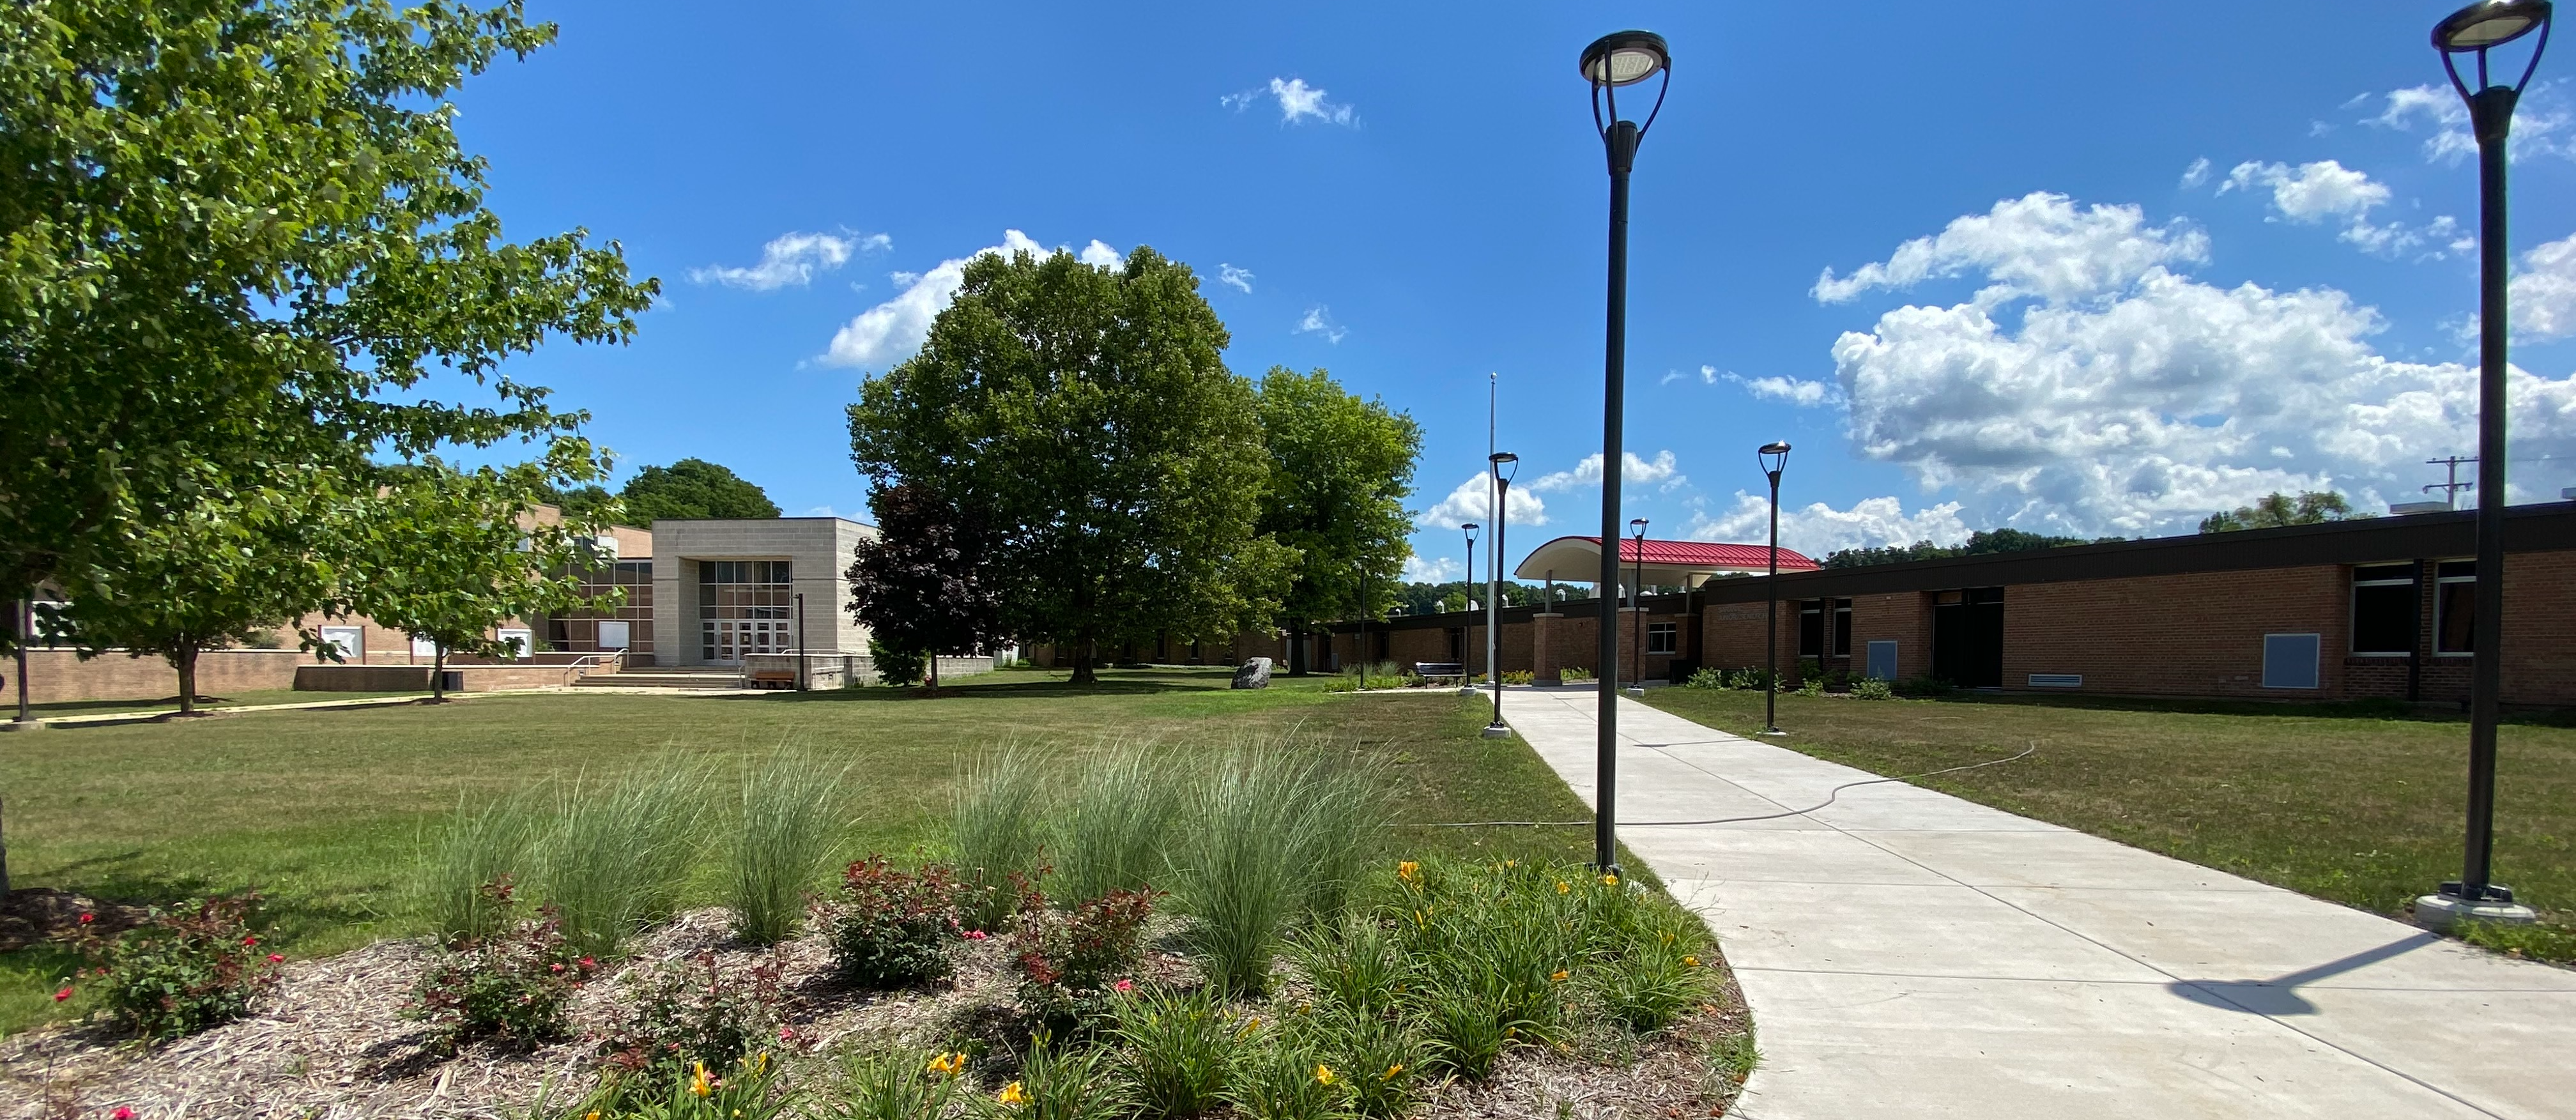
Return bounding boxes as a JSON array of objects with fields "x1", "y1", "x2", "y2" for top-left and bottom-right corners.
[
  {"x1": 1218, "y1": 263, "x2": 1255, "y2": 293},
  {"x1": 693, "y1": 231, "x2": 885, "y2": 291},
  {"x1": 1728, "y1": 372, "x2": 1837, "y2": 407},
  {"x1": 1294, "y1": 305, "x2": 1346, "y2": 343},
  {"x1": 1223, "y1": 77, "x2": 1357, "y2": 127},
  {"x1": 2179, "y1": 157, "x2": 2212, "y2": 189}
]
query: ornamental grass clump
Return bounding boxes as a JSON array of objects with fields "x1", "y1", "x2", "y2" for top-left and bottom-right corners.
[
  {"x1": 542, "y1": 752, "x2": 715, "y2": 958},
  {"x1": 1172, "y1": 736, "x2": 1390, "y2": 995},
  {"x1": 823, "y1": 855, "x2": 964, "y2": 987},
  {"x1": 952, "y1": 746, "x2": 1053, "y2": 932},
  {"x1": 416, "y1": 787, "x2": 542, "y2": 949},
  {"x1": 730, "y1": 745, "x2": 850, "y2": 945},
  {"x1": 59, "y1": 893, "x2": 283, "y2": 1041},
  {"x1": 1113, "y1": 986, "x2": 1239, "y2": 1119},
  {"x1": 1050, "y1": 741, "x2": 1181, "y2": 905}
]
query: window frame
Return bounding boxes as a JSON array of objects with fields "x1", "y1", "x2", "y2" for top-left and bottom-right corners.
[
  {"x1": 1646, "y1": 620, "x2": 1679, "y2": 656},
  {"x1": 2349, "y1": 563, "x2": 2418, "y2": 657},
  {"x1": 2434, "y1": 559, "x2": 2476, "y2": 657}
]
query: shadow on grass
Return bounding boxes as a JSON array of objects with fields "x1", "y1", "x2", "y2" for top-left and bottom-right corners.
[
  {"x1": 16, "y1": 856, "x2": 390, "y2": 949},
  {"x1": 714, "y1": 671, "x2": 1257, "y2": 703},
  {"x1": 1904, "y1": 690, "x2": 2576, "y2": 726}
]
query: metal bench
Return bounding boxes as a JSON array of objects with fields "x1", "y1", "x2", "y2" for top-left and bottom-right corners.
[{"x1": 1413, "y1": 661, "x2": 1466, "y2": 685}]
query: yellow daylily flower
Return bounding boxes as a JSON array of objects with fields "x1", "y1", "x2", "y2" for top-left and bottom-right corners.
[
  {"x1": 1315, "y1": 1064, "x2": 1338, "y2": 1085},
  {"x1": 1549, "y1": 969, "x2": 1570, "y2": 982},
  {"x1": 1556, "y1": 880, "x2": 1570, "y2": 894},
  {"x1": 1381, "y1": 1064, "x2": 1406, "y2": 1081},
  {"x1": 1600, "y1": 873, "x2": 1619, "y2": 886},
  {"x1": 1682, "y1": 955, "x2": 1701, "y2": 967},
  {"x1": 689, "y1": 1061, "x2": 714, "y2": 1098},
  {"x1": 1396, "y1": 860, "x2": 1420, "y2": 882},
  {"x1": 1000, "y1": 1081, "x2": 1029, "y2": 1106}
]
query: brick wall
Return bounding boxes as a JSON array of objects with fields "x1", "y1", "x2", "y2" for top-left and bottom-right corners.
[
  {"x1": 6, "y1": 649, "x2": 310, "y2": 705},
  {"x1": 2003, "y1": 567, "x2": 2348, "y2": 698}
]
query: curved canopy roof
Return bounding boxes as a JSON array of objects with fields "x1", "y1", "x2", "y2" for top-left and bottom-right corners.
[{"x1": 1512, "y1": 535, "x2": 1819, "y2": 586}]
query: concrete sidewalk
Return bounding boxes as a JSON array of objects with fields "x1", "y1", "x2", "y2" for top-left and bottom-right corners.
[{"x1": 1499, "y1": 687, "x2": 2576, "y2": 1120}]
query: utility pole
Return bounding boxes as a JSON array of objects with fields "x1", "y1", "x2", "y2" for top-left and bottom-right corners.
[{"x1": 2425, "y1": 455, "x2": 2477, "y2": 510}]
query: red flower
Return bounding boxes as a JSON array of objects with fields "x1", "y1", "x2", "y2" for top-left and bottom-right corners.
[
  {"x1": 266, "y1": 954, "x2": 284, "y2": 964},
  {"x1": 779, "y1": 1025, "x2": 797, "y2": 1041},
  {"x1": 549, "y1": 962, "x2": 564, "y2": 973},
  {"x1": 578, "y1": 956, "x2": 595, "y2": 969},
  {"x1": 114, "y1": 1109, "x2": 134, "y2": 1120},
  {"x1": 77, "y1": 912, "x2": 94, "y2": 924},
  {"x1": 240, "y1": 935, "x2": 258, "y2": 947},
  {"x1": 53, "y1": 987, "x2": 72, "y2": 1002}
]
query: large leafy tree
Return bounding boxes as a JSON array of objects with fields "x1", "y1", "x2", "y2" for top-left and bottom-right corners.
[
  {"x1": 45, "y1": 484, "x2": 337, "y2": 714},
  {"x1": 1254, "y1": 368, "x2": 1419, "y2": 674},
  {"x1": 848, "y1": 247, "x2": 1291, "y2": 684},
  {"x1": 845, "y1": 482, "x2": 1000, "y2": 694},
  {"x1": 0, "y1": 0, "x2": 654, "y2": 627},
  {"x1": 616, "y1": 459, "x2": 781, "y2": 522},
  {"x1": 337, "y1": 454, "x2": 613, "y2": 701},
  {"x1": 2199, "y1": 491, "x2": 2363, "y2": 533}
]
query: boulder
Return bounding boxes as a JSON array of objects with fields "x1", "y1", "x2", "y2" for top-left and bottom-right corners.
[{"x1": 1230, "y1": 657, "x2": 1273, "y2": 689}]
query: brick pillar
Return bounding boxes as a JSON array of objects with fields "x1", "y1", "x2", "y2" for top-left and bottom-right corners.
[{"x1": 1531, "y1": 613, "x2": 1561, "y2": 685}]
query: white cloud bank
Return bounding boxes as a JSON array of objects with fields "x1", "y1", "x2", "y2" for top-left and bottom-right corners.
[
  {"x1": 1528, "y1": 450, "x2": 1682, "y2": 493},
  {"x1": 1812, "y1": 191, "x2": 2576, "y2": 538},
  {"x1": 1416, "y1": 471, "x2": 1547, "y2": 530},
  {"x1": 2220, "y1": 159, "x2": 2465, "y2": 258},
  {"x1": 2515, "y1": 231, "x2": 2576, "y2": 339},
  {"x1": 1223, "y1": 77, "x2": 1356, "y2": 127},
  {"x1": 693, "y1": 231, "x2": 885, "y2": 291},
  {"x1": 821, "y1": 231, "x2": 1119, "y2": 368},
  {"x1": 1687, "y1": 493, "x2": 1971, "y2": 558}
]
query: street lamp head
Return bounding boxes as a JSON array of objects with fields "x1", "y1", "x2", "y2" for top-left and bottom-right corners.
[
  {"x1": 2435, "y1": 0, "x2": 2552, "y2": 104},
  {"x1": 1491, "y1": 450, "x2": 1520, "y2": 484},
  {"x1": 1758, "y1": 441, "x2": 1793, "y2": 477},
  {"x1": 1628, "y1": 518, "x2": 1648, "y2": 537},
  {"x1": 1463, "y1": 523, "x2": 1479, "y2": 541},
  {"x1": 1580, "y1": 30, "x2": 1669, "y2": 87}
]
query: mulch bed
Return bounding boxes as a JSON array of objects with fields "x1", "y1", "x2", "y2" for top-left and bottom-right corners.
[{"x1": 0, "y1": 908, "x2": 1752, "y2": 1120}]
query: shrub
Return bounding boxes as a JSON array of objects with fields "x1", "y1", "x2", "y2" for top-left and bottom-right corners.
[
  {"x1": 1174, "y1": 739, "x2": 1389, "y2": 995},
  {"x1": 1725, "y1": 666, "x2": 1774, "y2": 691},
  {"x1": 1850, "y1": 677, "x2": 1895, "y2": 701},
  {"x1": 873, "y1": 640, "x2": 926, "y2": 687},
  {"x1": 953, "y1": 746, "x2": 1052, "y2": 932},
  {"x1": 822, "y1": 1047, "x2": 964, "y2": 1120},
  {"x1": 416, "y1": 789, "x2": 540, "y2": 949},
  {"x1": 730, "y1": 746, "x2": 850, "y2": 945},
  {"x1": 1113, "y1": 986, "x2": 1238, "y2": 1119},
  {"x1": 1559, "y1": 666, "x2": 1593, "y2": 683},
  {"x1": 595, "y1": 951, "x2": 783, "y2": 1072},
  {"x1": 1797, "y1": 676, "x2": 1825, "y2": 698},
  {"x1": 1500, "y1": 670, "x2": 1533, "y2": 686},
  {"x1": 1683, "y1": 667, "x2": 1727, "y2": 690},
  {"x1": 542, "y1": 753, "x2": 715, "y2": 958},
  {"x1": 61, "y1": 893, "x2": 282, "y2": 1041},
  {"x1": 1051, "y1": 742, "x2": 1181, "y2": 905},
  {"x1": 1011, "y1": 888, "x2": 1156, "y2": 1028},
  {"x1": 405, "y1": 879, "x2": 594, "y2": 1052},
  {"x1": 822, "y1": 855, "x2": 963, "y2": 988},
  {"x1": 986, "y1": 1033, "x2": 1130, "y2": 1120}
]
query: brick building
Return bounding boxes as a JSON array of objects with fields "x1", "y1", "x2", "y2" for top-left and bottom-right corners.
[{"x1": 1316, "y1": 503, "x2": 2576, "y2": 707}]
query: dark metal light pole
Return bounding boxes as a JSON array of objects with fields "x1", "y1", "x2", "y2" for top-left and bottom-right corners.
[
  {"x1": 1581, "y1": 29, "x2": 1670, "y2": 875},
  {"x1": 1459, "y1": 523, "x2": 1481, "y2": 693},
  {"x1": 794, "y1": 592, "x2": 809, "y2": 691},
  {"x1": 1626, "y1": 518, "x2": 1648, "y2": 696},
  {"x1": 1759, "y1": 442, "x2": 1792, "y2": 735},
  {"x1": 2426, "y1": 0, "x2": 2551, "y2": 926},
  {"x1": 1485, "y1": 452, "x2": 1521, "y2": 737}
]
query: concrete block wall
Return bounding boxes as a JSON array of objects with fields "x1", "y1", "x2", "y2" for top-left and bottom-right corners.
[{"x1": 650, "y1": 518, "x2": 877, "y2": 666}]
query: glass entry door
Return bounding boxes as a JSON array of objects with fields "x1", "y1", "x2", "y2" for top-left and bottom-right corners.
[{"x1": 698, "y1": 560, "x2": 794, "y2": 664}]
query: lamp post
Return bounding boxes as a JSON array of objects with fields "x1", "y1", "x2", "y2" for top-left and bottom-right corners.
[
  {"x1": 1626, "y1": 518, "x2": 1649, "y2": 696},
  {"x1": 1581, "y1": 29, "x2": 1669, "y2": 875},
  {"x1": 793, "y1": 592, "x2": 809, "y2": 691},
  {"x1": 1460, "y1": 523, "x2": 1481, "y2": 694},
  {"x1": 1485, "y1": 452, "x2": 1521, "y2": 738},
  {"x1": 2421, "y1": 0, "x2": 2550, "y2": 930},
  {"x1": 1759, "y1": 442, "x2": 1792, "y2": 735}
]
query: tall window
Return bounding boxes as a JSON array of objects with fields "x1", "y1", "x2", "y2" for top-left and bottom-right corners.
[
  {"x1": 700, "y1": 560, "x2": 794, "y2": 663},
  {"x1": 1646, "y1": 621, "x2": 1678, "y2": 655},
  {"x1": 2435, "y1": 560, "x2": 2476, "y2": 655},
  {"x1": 1799, "y1": 599, "x2": 1852, "y2": 657},
  {"x1": 2350, "y1": 564, "x2": 2418, "y2": 656}
]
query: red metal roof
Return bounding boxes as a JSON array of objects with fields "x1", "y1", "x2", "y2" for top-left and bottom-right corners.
[{"x1": 1573, "y1": 536, "x2": 1819, "y2": 571}]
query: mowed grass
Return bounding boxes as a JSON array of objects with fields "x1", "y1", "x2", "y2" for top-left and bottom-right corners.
[
  {"x1": 19, "y1": 687, "x2": 424, "y2": 719},
  {"x1": 1644, "y1": 687, "x2": 2576, "y2": 956},
  {"x1": 0, "y1": 666, "x2": 1598, "y2": 1034}
]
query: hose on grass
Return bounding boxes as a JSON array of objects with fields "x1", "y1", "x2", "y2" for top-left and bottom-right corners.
[{"x1": 1404, "y1": 743, "x2": 2038, "y2": 829}]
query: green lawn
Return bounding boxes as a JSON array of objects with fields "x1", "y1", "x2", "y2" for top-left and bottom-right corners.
[
  {"x1": 1643, "y1": 687, "x2": 2576, "y2": 958},
  {"x1": 17, "y1": 687, "x2": 425, "y2": 720},
  {"x1": 0, "y1": 667, "x2": 1602, "y2": 1034}
]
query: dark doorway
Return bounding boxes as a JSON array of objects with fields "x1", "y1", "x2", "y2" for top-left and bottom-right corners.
[
  {"x1": 1931, "y1": 587, "x2": 2005, "y2": 687},
  {"x1": 1446, "y1": 627, "x2": 1466, "y2": 664}
]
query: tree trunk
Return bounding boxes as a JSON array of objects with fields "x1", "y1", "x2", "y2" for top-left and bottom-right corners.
[
  {"x1": 430, "y1": 645, "x2": 447, "y2": 703},
  {"x1": 174, "y1": 645, "x2": 199, "y2": 716},
  {"x1": 1070, "y1": 634, "x2": 1097, "y2": 686},
  {"x1": 926, "y1": 650, "x2": 942, "y2": 696}
]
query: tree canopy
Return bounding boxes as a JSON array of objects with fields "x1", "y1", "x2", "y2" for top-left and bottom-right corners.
[
  {"x1": 2199, "y1": 491, "x2": 2365, "y2": 533},
  {"x1": 847, "y1": 247, "x2": 1291, "y2": 684},
  {"x1": 1254, "y1": 367, "x2": 1420, "y2": 659},
  {"x1": 1823, "y1": 528, "x2": 2122, "y2": 569},
  {"x1": 613, "y1": 459, "x2": 781, "y2": 523},
  {"x1": 845, "y1": 482, "x2": 1000, "y2": 693},
  {"x1": 0, "y1": 0, "x2": 653, "y2": 631}
]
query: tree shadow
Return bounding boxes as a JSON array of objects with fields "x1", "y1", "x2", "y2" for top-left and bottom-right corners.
[
  {"x1": 712, "y1": 673, "x2": 1243, "y2": 704},
  {"x1": 1915, "y1": 691, "x2": 2545, "y2": 725}
]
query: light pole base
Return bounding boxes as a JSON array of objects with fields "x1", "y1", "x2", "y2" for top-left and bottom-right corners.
[
  {"x1": 1481, "y1": 723, "x2": 1511, "y2": 739},
  {"x1": 1759, "y1": 728, "x2": 1787, "y2": 737},
  {"x1": 1, "y1": 717, "x2": 44, "y2": 733},
  {"x1": 1623, "y1": 686, "x2": 1646, "y2": 697},
  {"x1": 2415, "y1": 891, "x2": 2537, "y2": 932},
  {"x1": 1456, "y1": 684, "x2": 1478, "y2": 696}
]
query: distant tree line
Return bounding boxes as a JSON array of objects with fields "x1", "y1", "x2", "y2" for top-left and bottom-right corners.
[
  {"x1": 2198, "y1": 491, "x2": 2363, "y2": 533},
  {"x1": 1393, "y1": 580, "x2": 1588, "y2": 617},
  {"x1": 545, "y1": 457, "x2": 781, "y2": 523},
  {"x1": 1822, "y1": 528, "x2": 2121, "y2": 569}
]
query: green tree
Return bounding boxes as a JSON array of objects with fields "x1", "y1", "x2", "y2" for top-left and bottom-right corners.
[
  {"x1": 0, "y1": 0, "x2": 654, "y2": 630},
  {"x1": 2199, "y1": 491, "x2": 2363, "y2": 533},
  {"x1": 845, "y1": 482, "x2": 1000, "y2": 694},
  {"x1": 617, "y1": 459, "x2": 780, "y2": 523},
  {"x1": 336, "y1": 455, "x2": 615, "y2": 702},
  {"x1": 1823, "y1": 528, "x2": 2122, "y2": 569},
  {"x1": 45, "y1": 485, "x2": 335, "y2": 714},
  {"x1": 1254, "y1": 368, "x2": 1420, "y2": 673},
  {"x1": 847, "y1": 247, "x2": 1291, "y2": 684}
]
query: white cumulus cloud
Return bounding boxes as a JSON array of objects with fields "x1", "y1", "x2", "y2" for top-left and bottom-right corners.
[
  {"x1": 2514, "y1": 231, "x2": 2576, "y2": 339},
  {"x1": 1218, "y1": 264, "x2": 1254, "y2": 293},
  {"x1": 1223, "y1": 77, "x2": 1356, "y2": 127},
  {"x1": 1403, "y1": 554, "x2": 1462, "y2": 583},
  {"x1": 1811, "y1": 192, "x2": 2207, "y2": 305},
  {"x1": 1417, "y1": 472, "x2": 1547, "y2": 530},
  {"x1": 692, "y1": 231, "x2": 883, "y2": 291},
  {"x1": 822, "y1": 230, "x2": 1114, "y2": 368},
  {"x1": 1686, "y1": 493, "x2": 1971, "y2": 558},
  {"x1": 1080, "y1": 240, "x2": 1123, "y2": 268},
  {"x1": 2220, "y1": 160, "x2": 2457, "y2": 259},
  {"x1": 2368, "y1": 83, "x2": 2570, "y2": 163},
  {"x1": 1528, "y1": 450, "x2": 1682, "y2": 493},
  {"x1": 1294, "y1": 305, "x2": 1346, "y2": 343},
  {"x1": 1817, "y1": 192, "x2": 2576, "y2": 536}
]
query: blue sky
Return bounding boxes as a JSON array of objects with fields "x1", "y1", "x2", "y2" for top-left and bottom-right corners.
[{"x1": 449, "y1": 2, "x2": 2576, "y2": 582}]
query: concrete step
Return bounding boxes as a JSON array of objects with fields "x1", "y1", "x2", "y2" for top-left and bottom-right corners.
[{"x1": 574, "y1": 668, "x2": 746, "y2": 689}]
